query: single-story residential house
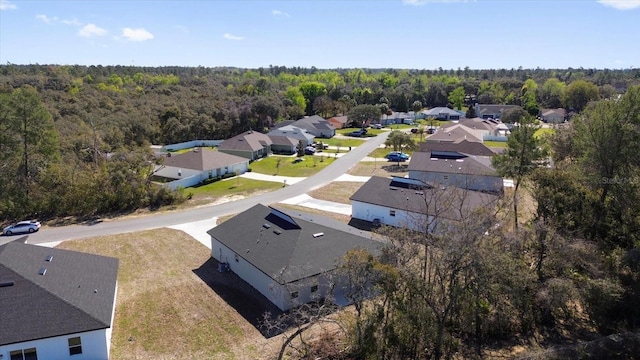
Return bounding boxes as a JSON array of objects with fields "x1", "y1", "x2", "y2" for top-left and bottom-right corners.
[
  {"x1": 419, "y1": 139, "x2": 498, "y2": 157},
  {"x1": 293, "y1": 115, "x2": 336, "y2": 138},
  {"x1": 350, "y1": 176, "x2": 499, "y2": 233},
  {"x1": 475, "y1": 104, "x2": 521, "y2": 119},
  {"x1": 407, "y1": 152, "x2": 503, "y2": 193},
  {"x1": 327, "y1": 115, "x2": 349, "y2": 129},
  {"x1": 426, "y1": 125, "x2": 484, "y2": 143},
  {"x1": 267, "y1": 125, "x2": 315, "y2": 148},
  {"x1": 539, "y1": 108, "x2": 567, "y2": 123},
  {"x1": 0, "y1": 242, "x2": 118, "y2": 360},
  {"x1": 269, "y1": 135, "x2": 299, "y2": 155},
  {"x1": 153, "y1": 148, "x2": 250, "y2": 190},
  {"x1": 422, "y1": 107, "x2": 465, "y2": 120},
  {"x1": 218, "y1": 130, "x2": 273, "y2": 161},
  {"x1": 207, "y1": 204, "x2": 380, "y2": 311}
]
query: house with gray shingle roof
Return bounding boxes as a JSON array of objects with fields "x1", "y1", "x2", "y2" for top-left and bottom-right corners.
[
  {"x1": 294, "y1": 115, "x2": 336, "y2": 138},
  {"x1": 539, "y1": 108, "x2": 567, "y2": 123},
  {"x1": 422, "y1": 107, "x2": 465, "y2": 120},
  {"x1": 218, "y1": 130, "x2": 273, "y2": 161},
  {"x1": 0, "y1": 242, "x2": 118, "y2": 360},
  {"x1": 267, "y1": 125, "x2": 315, "y2": 147},
  {"x1": 350, "y1": 176, "x2": 498, "y2": 232},
  {"x1": 153, "y1": 148, "x2": 249, "y2": 190},
  {"x1": 475, "y1": 104, "x2": 521, "y2": 119},
  {"x1": 207, "y1": 204, "x2": 380, "y2": 311},
  {"x1": 407, "y1": 152, "x2": 503, "y2": 193}
]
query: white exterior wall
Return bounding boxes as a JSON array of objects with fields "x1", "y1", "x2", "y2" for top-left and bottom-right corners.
[
  {"x1": 162, "y1": 140, "x2": 223, "y2": 152},
  {"x1": 0, "y1": 329, "x2": 109, "y2": 360},
  {"x1": 351, "y1": 201, "x2": 433, "y2": 233},
  {"x1": 211, "y1": 237, "x2": 334, "y2": 311}
]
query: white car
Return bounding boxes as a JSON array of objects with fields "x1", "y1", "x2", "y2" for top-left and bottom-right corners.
[{"x1": 3, "y1": 220, "x2": 41, "y2": 235}]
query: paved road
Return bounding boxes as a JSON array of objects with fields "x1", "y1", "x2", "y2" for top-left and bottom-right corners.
[{"x1": 5, "y1": 132, "x2": 390, "y2": 245}]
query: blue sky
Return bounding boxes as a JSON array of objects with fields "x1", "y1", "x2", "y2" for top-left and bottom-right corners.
[{"x1": 1, "y1": 0, "x2": 639, "y2": 70}]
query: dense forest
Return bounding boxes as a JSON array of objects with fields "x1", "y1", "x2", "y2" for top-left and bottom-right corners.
[{"x1": 2, "y1": 64, "x2": 640, "y2": 358}]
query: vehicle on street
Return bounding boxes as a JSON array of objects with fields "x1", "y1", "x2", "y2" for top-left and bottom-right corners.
[
  {"x1": 426, "y1": 128, "x2": 436, "y2": 134},
  {"x1": 371, "y1": 123, "x2": 383, "y2": 129},
  {"x1": 348, "y1": 129, "x2": 368, "y2": 137},
  {"x1": 3, "y1": 220, "x2": 41, "y2": 235},
  {"x1": 410, "y1": 128, "x2": 419, "y2": 133}
]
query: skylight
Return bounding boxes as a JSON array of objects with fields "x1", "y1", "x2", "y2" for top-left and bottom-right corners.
[
  {"x1": 46, "y1": 255, "x2": 54, "y2": 262},
  {"x1": 312, "y1": 232, "x2": 324, "y2": 238},
  {"x1": 39, "y1": 267, "x2": 47, "y2": 276}
]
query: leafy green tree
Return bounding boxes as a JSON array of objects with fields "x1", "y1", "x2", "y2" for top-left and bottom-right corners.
[
  {"x1": 563, "y1": 80, "x2": 599, "y2": 113},
  {"x1": 347, "y1": 104, "x2": 380, "y2": 128},
  {"x1": 539, "y1": 78, "x2": 566, "y2": 108},
  {"x1": 299, "y1": 81, "x2": 327, "y2": 115},
  {"x1": 285, "y1": 86, "x2": 306, "y2": 115},
  {"x1": 412, "y1": 100, "x2": 422, "y2": 121},
  {"x1": 384, "y1": 130, "x2": 416, "y2": 164},
  {"x1": 492, "y1": 114, "x2": 547, "y2": 231},
  {"x1": 448, "y1": 86, "x2": 465, "y2": 110}
]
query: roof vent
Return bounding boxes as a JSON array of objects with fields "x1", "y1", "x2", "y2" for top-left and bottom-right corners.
[
  {"x1": 262, "y1": 223, "x2": 271, "y2": 229},
  {"x1": 456, "y1": 159, "x2": 464, "y2": 162},
  {"x1": 46, "y1": 255, "x2": 54, "y2": 262},
  {"x1": 39, "y1": 267, "x2": 47, "y2": 276},
  {"x1": 0, "y1": 281, "x2": 15, "y2": 288},
  {"x1": 274, "y1": 229, "x2": 282, "y2": 235},
  {"x1": 312, "y1": 232, "x2": 324, "y2": 238},
  {"x1": 390, "y1": 187, "x2": 398, "y2": 190}
]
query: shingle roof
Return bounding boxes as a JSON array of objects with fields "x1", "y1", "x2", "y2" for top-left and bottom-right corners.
[
  {"x1": 419, "y1": 139, "x2": 497, "y2": 157},
  {"x1": 267, "y1": 126, "x2": 314, "y2": 142},
  {"x1": 349, "y1": 176, "x2": 498, "y2": 220},
  {"x1": 426, "y1": 126, "x2": 483, "y2": 143},
  {"x1": 162, "y1": 148, "x2": 248, "y2": 171},
  {"x1": 407, "y1": 152, "x2": 497, "y2": 176},
  {"x1": 269, "y1": 135, "x2": 298, "y2": 146},
  {"x1": 293, "y1": 115, "x2": 335, "y2": 132},
  {"x1": 207, "y1": 204, "x2": 380, "y2": 284},
  {"x1": 328, "y1": 116, "x2": 349, "y2": 125},
  {"x1": 0, "y1": 242, "x2": 118, "y2": 346},
  {"x1": 476, "y1": 104, "x2": 520, "y2": 117},
  {"x1": 423, "y1": 107, "x2": 463, "y2": 116},
  {"x1": 218, "y1": 131, "x2": 273, "y2": 152},
  {"x1": 540, "y1": 108, "x2": 566, "y2": 117}
]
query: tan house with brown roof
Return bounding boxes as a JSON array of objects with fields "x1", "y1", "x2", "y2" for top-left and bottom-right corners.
[
  {"x1": 539, "y1": 108, "x2": 567, "y2": 123},
  {"x1": 218, "y1": 130, "x2": 273, "y2": 160},
  {"x1": 328, "y1": 115, "x2": 349, "y2": 129}
]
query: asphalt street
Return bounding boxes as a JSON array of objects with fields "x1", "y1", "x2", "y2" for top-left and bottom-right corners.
[{"x1": 3, "y1": 131, "x2": 390, "y2": 245}]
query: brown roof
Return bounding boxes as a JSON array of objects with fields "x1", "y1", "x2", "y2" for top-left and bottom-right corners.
[
  {"x1": 427, "y1": 126, "x2": 483, "y2": 143},
  {"x1": 350, "y1": 176, "x2": 498, "y2": 221},
  {"x1": 328, "y1": 115, "x2": 349, "y2": 125},
  {"x1": 419, "y1": 139, "x2": 497, "y2": 157},
  {"x1": 163, "y1": 148, "x2": 248, "y2": 171},
  {"x1": 540, "y1": 108, "x2": 567, "y2": 117},
  {"x1": 407, "y1": 152, "x2": 497, "y2": 176},
  {"x1": 218, "y1": 130, "x2": 273, "y2": 152},
  {"x1": 269, "y1": 135, "x2": 298, "y2": 146}
]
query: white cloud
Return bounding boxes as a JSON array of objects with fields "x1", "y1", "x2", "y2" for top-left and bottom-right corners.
[
  {"x1": 0, "y1": 0, "x2": 17, "y2": 10},
  {"x1": 78, "y1": 23, "x2": 107, "y2": 37},
  {"x1": 598, "y1": 0, "x2": 640, "y2": 10},
  {"x1": 272, "y1": 9, "x2": 290, "y2": 17},
  {"x1": 35, "y1": 14, "x2": 58, "y2": 23},
  {"x1": 61, "y1": 18, "x2": 81, "y2": 26},
  {"x1": 122, "y1": 27, "x2": 154, "y2": 41},
  {"x1": 403, "y1": 0, "x2": 470, "y2": 4},
  {"x1": 223, "y1": 33, "x2": 244, "y2": 41}
]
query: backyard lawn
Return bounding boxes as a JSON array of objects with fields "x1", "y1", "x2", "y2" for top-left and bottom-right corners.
[
  {"x1": 56, "y1": 229, "x2": 281, "y2": 359},
  {"x1": 185, "y1": 177, "x2": 283, "y2": 202},
  {"x1": 535, "y1": 127, "x2": 556, "y2": 138},
  {"x1": 249, "y1": 155, "x2": 336, "y2": 177},
  {"x1": 320, "y1": 137, "x2": 366, "y2": 148},
  {"x1": 484, "y1": 140, "x2": 508, "y2": 148}
]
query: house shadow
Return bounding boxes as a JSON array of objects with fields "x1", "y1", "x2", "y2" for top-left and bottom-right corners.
[
  {"x1": 193, "y1": 257, "x2": 285, "y2": 337},
  {"x1": 348, "y1": 217, "x2": 377, "y2": 232}
]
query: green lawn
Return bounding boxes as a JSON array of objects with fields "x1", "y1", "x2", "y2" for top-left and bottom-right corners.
[
  {"x1": 320, "y1": 137, "x2": 366, "y2": 147},
  {"x1": 185, "y1": 177, "x2": 283, "y2": 198},
  {"x1": 249, "y1": 155, "x2": 336, "y2": 177},
  {"x1": 386, "y1": 123, "x2": 414, "y2": 130},
  {"x1": 369, "y1": 147, "x2": 414, "y2": 158},
  {"x1": 535, "y1": 128, "x2": 556, "y2": 138},
  {"x1": 484, "y1": 141, "x2": 508, "y2": 148},
  {"x1": 168, "y1": 147, "x2": 217, "y2": 154}
]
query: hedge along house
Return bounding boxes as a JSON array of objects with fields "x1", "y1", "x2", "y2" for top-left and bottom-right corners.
[
  {"x1": 207, "y1": 204, "x2": 380, "y2": 311},
  {"x1": 0, "y1": 242, "x2": 118, "y2": 360},
  {"x1": 152, "y1": 148, "x2": 249, "y2": 190}
]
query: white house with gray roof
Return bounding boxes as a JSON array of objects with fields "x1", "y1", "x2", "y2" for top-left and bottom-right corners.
[
  {"x1": 267, "y1": 125, "x2": 315, "y2": 147},
  {"x1": 0, "y1": 242, "x2": 118, "y2": 360},
  {"x1": 207, "y1": 204, "x2": 380, "y2": 311}
]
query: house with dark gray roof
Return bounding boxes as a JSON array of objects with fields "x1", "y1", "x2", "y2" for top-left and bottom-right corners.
[
  {"x1": 427, "y1": 125, "x2": 484, "y2": 143},
  {"x1": 267, "y1": 125, "x2": 315, "y2": 147},
  {"x1": 350, "y1": 176, "x2": 498, "y2": 232},
  {"x1": 152, "y1": 148, "x2": 250, "y2": 190},
  {"x1": 419, "y1": 140, "x2": 498, "y2": 157},
  {"x1": 407, "y1": 152, "x2": 503, "y2": 193},
  {"x1": 474, "y1": 104, "x2": 521, "y2": 119},
  {"x1": 0, "y1": 242, "x2": 118, "y2": 360},
  {"x1": 293, "y1": 115, "x2": 336, "y2": 138},
  {"x1": 269, "y1": 135, "x2": 299, "y2": 155},
  {"x1": 217, "y1": 130, "x2": 273, "y2": 161},
  {"x1": 207, "y1": 204, "x2": 380, "y2": 311}
]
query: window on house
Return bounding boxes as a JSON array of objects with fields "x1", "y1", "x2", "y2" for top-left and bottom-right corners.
[
  {"x1": 68, "y1": 336, "x2": 82, "y2": 355},
  {"x1": 443, "y1": 175, "x2": 449, "y2": 180},
  {"x1": 311, "y1": 285, "x2": 318, "y2": 293},
  {"x1": 290, "y1": 291, "x2": 299, "y2": 299},
  {"x1": 389, "y1": 210, "x2": 396, "y2": 217},
  {"x1": 234, "y1": 254, "x2": 239, "y2": 262},
  {"x1": 10, "y1": 348, "x2": 38, "y2": 360}
]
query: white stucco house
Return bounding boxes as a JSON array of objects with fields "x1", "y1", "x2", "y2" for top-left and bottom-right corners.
[
  {"x1": 0, "y1": 242, "x2": 119, "y2": 360},
  {"x1": 207, "y1": 204, "x2": 380, "y2": 311},
  {"x1": 407, "y1": 152, "x2": 503, "y2": 193},
  {"x1": 349, "y1": 176, "x2": 499, "y2": 232},
  {"x1": 152, "y1": 148, "x2": 250, "y2": 190}
]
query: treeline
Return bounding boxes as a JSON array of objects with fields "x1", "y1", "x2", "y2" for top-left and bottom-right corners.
[{"x1": 0, "y1": 64, "x2": 639, "y2": 222}]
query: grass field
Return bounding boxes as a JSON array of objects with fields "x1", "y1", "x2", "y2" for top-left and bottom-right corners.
[
  {"x1": 185, "y1": 177, "x2": 283, "y2": 203},
  {"x1": 320, "y1": 137, "x2": 366, "y2": 147},
  {"x1": 307, "y1": 181, "x2": 364, "y2": 204},
  {"x1": 56, "y1": 229, "x2": 280, "y2": 359},
  {"x1": 484, "y1": 141, "x2": 508, "y2": 148},
  {"x1": 348, "y1": 161, "x2": 409, "y2": 178},
  {"x1": 249, "y1": 155, "x2": 336, "y2": 177},
  {"x1": 535, "y1": 128, "x2": 556, "y2": 138}
]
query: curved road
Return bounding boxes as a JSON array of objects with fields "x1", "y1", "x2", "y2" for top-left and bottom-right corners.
[{"x1": 12, "y1": 131, "x2": 390, "y2": 245}]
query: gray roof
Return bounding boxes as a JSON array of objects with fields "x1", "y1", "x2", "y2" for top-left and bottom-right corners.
[
  {"x1": 443, "y1": 117, "x2": 503, "y2": 132},
  {"x1": 294, "y1": 115, "x2": 335, "y2": 132},
  {"x1": 162, "y1": 148, "x2": 248, "y2": 171},
  {"x1": 426, "y1": 126, "x2": 483, "y2": 143},
  {"x1": 0, "y1": 242, "x2": 118, "y2": 346},
  {"x1": 350, "y1": 176, "x2": 499, "y2": 220},
  {"x1": 476, "y1": 104, "x2": 520, "y2": 117},
  {"x1": 540, "y1": 108, "x2": 566, "y2": 117},
  {"x1": 419, "y1": 140, "x2": 497, "y2": 157},
  {"x1": 269, "y1": 135, "x2": 298, "y2": 146},
  {"x1": 218, "y1": 131, "x2": 273, "y2": 152},
  {"x1": 267, "y1": 126, "x2": 315, "y2": 142},
  {"x1": 207, "y1": 204, "x2": 380, "y2": 284},
  {"x1": 423, "y1": 107, "x2": 463, "y2": 116},
  {"x1": 407, "y1": 152, "x2": 497, "y2": 176}
]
